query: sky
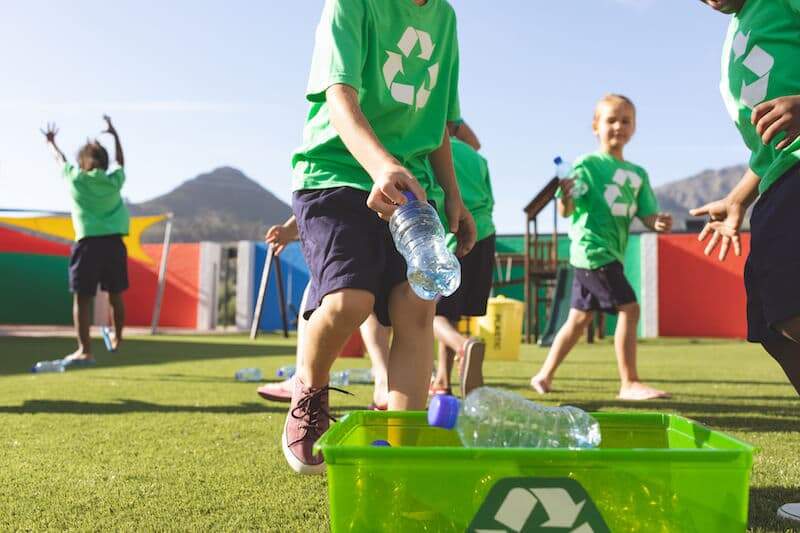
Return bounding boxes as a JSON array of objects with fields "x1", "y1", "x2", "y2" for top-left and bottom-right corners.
[{"x1": 0, "y1": 0, "x2": 747, "y2": 233}]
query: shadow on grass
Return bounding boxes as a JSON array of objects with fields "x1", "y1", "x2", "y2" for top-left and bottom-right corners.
[
  {"x1": 0, "y1": 336, "x2": 296, "y2": 376},
  {"x1": 749, "y1": 486, "x2": 800, "y2": 531},
  {"x1": 0, "y1": 399, "x2": 366, "y2": 416}
]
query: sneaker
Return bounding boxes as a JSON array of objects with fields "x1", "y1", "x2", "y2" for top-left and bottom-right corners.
[
  {"x1": 778, "y1": 502, "x2": 800, "y2": 523},
  {"x1": 459, "y1": 337, "x2": 485, "y2": 399},
  {"x1": 257, "y1": 379, "x2": 293, "y2": 403},
  {"x1": 282, "y1": 377, "x2": 347, "y2": 475}
]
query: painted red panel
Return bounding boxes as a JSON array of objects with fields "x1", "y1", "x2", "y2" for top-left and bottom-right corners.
[
  {"x1": 0, "y1": 225, "x2": 70, "y2": 255},
  {"x1": 658, "y1": 233, "x2": 750, "y2": 338}
]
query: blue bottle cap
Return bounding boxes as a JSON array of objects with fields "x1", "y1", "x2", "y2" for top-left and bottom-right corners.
[
  {"x1": 371, "y1": 439, "x2": 392, "y2": 447},
  {"x1": 427, "y1": 394, "x2": 460, "y2": 429},
  {"x1": 402, "y1": 191, "x2": 416, "y2": 203},
  {"x1": 553, "y1": 156, "x2": 563, "y2": 165}
]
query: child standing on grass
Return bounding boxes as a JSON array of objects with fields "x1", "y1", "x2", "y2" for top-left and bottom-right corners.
[
  {"x1": 530, "y1": 95, "x2": 673, "y2": 401},
  {"x1": 285, "y1": 0, "x2": 475, "y2": 474},
  {"x1": 692, "y1": 0, "x2": 800, "y2": 523},
  {"x1": 41, "y1": 116, "x2": 128, "y2": 365}
]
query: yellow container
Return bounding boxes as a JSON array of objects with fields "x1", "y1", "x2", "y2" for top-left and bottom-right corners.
[{"x1": 458, "y1": 295, "x2": 524, "y2": 360}]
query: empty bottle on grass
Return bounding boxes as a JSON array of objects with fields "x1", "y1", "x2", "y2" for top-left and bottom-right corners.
[
  {"x1": 235, "y1": 368, "x2": 262, "y2": 382},
  {"x1": 428, "y1": 386, "x2": 601, "y2": 449},
  {"x1": 330, "y1": 368, "x2": 373, "y2": 386},
  {"x1": 389, "y1": 191, "x2": 460, "y2": 300},
  {"x1": 276, "y1": 365, "x2": 296, "y2": 379},
  {"x1": 31, "y1": 360, "x2": 66, "y2": 373},
  {"x1": 554, "y1": 156, "x2": 588, "y2": 199}
]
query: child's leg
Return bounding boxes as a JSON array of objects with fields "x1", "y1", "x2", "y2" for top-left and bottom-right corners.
[
  {"x1": 531, "y1": 308, "x2": 594, "y2": 393},
  {"x1": 433, "y1": 338, "x2": 455, "y2": 392},
  {"x1": 432, "y1": 316, "x2": 465, "y2": 390},
  {"x1": 387, "y1": 282, "x2": 435, "y2": 410},
  {"x1": 615, "y1": 302, "x2": 669, "y2": 400},
  {"x1": 763, "y1": 317, "x2": 800, "y2": 395},
  {"x1": 108, "y1": 291, "x2": 125, "y2": 350},
  {"x1": 359, "y1": 313, "x2": 391, "y2": 408},
  {"x1": 68, "y1": 293, "x2": 94, "y2": 359}
]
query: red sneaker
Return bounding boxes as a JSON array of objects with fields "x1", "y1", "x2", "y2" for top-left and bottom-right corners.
[
  {"x1": 282, "y1": 377, "x2": 347, "y2": 475},
  {"x1": 257, "y1": 379, "x2": 293, "y2": 403}
]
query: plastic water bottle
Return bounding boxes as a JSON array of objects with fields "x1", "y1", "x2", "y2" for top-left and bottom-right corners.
[
  {"x1": 330, "y1": 368, "x2": 374, "y2": 386},
  {"x1": 554, "y1": 156, "x2": 587, "y2": 198},
  {"x1": 428, "y1": 387, "x2": 601, "y2": 449},
  {"x1": 235, "y1": 368, "x2": 262, "y2": 382},
  {"x1": 31, "y1": 360, "x2": 66, "y2": 373},
  {"x1": 389, "y1": 191, "x2": 461, "y2": 300},
  {"x1": 276, "y1": 365, "x2": 296, "y2": 379}
]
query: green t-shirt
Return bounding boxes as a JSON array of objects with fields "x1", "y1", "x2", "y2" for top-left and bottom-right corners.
[
  {"x1": 559, "y1": 152, "x2": 659, "y2": 270},
  {"x1": 291, "y1": 0, "x2": 461, "y2": 197},
  {"x1": 63, "y1": 163, "x2": 130, "y2": 241},
  {"x1": 720, "y1": 0, "x2": 800, "y2": 194}
]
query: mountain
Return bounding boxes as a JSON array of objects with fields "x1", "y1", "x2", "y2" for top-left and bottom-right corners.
[
  {"x1": 652, "y1": 163, "x2": 749, "y2": 231},
  {"x1": 129, "y1": 167, "x2": 292, "y2": 243}
]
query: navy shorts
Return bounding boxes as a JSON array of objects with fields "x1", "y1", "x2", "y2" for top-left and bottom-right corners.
[
  {"x1": 69, "y1": 235, "x2": 129, "y2": 296},
  {"x1": 570, "y1": 260, "x2": 636, "y2": 314},
  {"x1": 292, "y1": 187, "x2": 407, "y2": 327},
  {"x1": 745, "y1": 163, "x2": 800, "y2": 343},
  {"x1": 435, "y1": 234, "x2": 495, "y2": 322}
]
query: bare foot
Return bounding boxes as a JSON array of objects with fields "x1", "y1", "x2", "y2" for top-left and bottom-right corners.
[
  {"x1": 63, "y1": 349, "x2": 94, "y2": 364},
  {"x1": 372, "y1": 379, "x2": 388, "y2": 410},
  {"x1": 530, "y1": 374, "x2": 552, "y2": 394},
  {"x1": 618, "y1": 381, "x2": 671, "y2": 401}
]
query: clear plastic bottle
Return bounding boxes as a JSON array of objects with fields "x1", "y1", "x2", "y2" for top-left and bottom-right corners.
[
  {"x1": 389, "y1": 191, "x2": 461, "y2": 300},
  {"x1": 31, "y1": 360, "x2": 66, "y2": 373},
  {"x1": 235, "y1": 368, "x2": 262, "y2": 382},
  {"x1": 554, "y1": 156, "x2": 588, "y2": 199},
  {"x1": 276, "y1": 365, "x2": 296, "y2": 379},
  {"x1": 330, "y1": 368, "x2": 374, "y2": 386},
  {"x1": 428, "y1": 387, "x2": 601, "y2": 449}
]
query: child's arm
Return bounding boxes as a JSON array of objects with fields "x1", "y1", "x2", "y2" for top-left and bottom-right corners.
[
  {"x1": 103, "y1": 115, "x2": 124, "y2": 167},
  {"x1": 429, "y1": 132, "x2": 476, "y2": 257},
  {"x1": 265, "y1": 215, "x2": 298, "y2": 256},
  {"x1": 326, "y1": 84, "x2": 426, "y2": 219},
  {"x1": 640, "y1": 213, "x2": 673, "y2": 233},
  {"x1": 40, "y1": 123, "x2": 67, "y2": 165},
  {"x1": 690, "y1": 168, "x2": 761, "y2": 261},
  {"x1": 557, "y1": 180, "x2": 576, "y2": 217}
]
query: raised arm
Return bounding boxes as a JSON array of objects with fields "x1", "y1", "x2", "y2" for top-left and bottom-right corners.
[
  {"x1": 40, "y1": 122, "x2": 67, "y2": 165},
  {"x1": 326, "y1": 84, "x2": 426, "y2": 219},
  {"x1": 103, "y1": 115, "x2": 124, "y2": 167}
]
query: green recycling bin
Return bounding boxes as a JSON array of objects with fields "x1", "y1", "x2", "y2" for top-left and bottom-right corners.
[{"x1": 315, "y1": 411, "x2": 754, "y2": 532}]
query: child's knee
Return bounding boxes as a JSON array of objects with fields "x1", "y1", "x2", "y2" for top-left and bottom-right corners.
[
  {"x1": 569, "y1": 310, "x2": 594, "y2": 330},
  {"x1": 774, "y1": 315, "x2": 800, "y2": 344},
  {"x1": 321, "y1": 289, "x2": 373, "y2": 327},
  {"x1": 618, "y1": 302, "x2": 640, "y2": 320}
]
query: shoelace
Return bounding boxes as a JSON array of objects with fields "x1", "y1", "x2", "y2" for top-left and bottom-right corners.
[{"x1": 289, "y1": 385, "x2": 351, "y2": 446}]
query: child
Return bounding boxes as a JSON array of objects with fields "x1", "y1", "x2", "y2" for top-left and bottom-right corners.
[
  {"x1": 41, "y1": 116, "x2": 129, "y2": 364},
  {"x1": 431, "y1": 120, "x2": 495, "y2": 399},
  {"x1": 530, "y1": 95, "x2": 673, "y2": 401},
  {"x1": 692, "y1": 0, "x2": 800, "y2": 523},
  {"x1": 256, "y1": 215, "x2": 391, "y2": 410},
  {"x1": 285, "y1": 0, "x2": 475, "y2": 474}
]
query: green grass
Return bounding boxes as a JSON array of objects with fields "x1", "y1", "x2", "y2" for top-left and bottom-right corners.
[{"x1": 0, "y1": 334, "x2": 797, "y2": 532}]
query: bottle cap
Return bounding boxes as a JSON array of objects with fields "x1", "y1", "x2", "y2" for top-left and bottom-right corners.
[
  {"x1": 371, "y1": 439, "x2": 392, "y2": 447},
  {"x1": 427, "y1": 394, "x2": 460, "y2": 429},
  {"x1": 402, "y1": 191, "x2": 416, "y2": 203},
  {"x1": 553, "y1": 156, "x2": 563, "y2": 165}
]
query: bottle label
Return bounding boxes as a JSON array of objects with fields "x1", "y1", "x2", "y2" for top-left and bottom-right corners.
[{"x1": 468, "y1": 477, "x2": 609, "y2": 533}]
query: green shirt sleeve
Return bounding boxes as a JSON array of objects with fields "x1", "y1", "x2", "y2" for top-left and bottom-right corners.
[
  {"x1": 636, "y1": 170, "x2": 659, "y2": 219},
  {"x1": 305, "y1": 0, "x2": 366, "y2": 102},
  {"x1": 446, "y1": 25, "x2": 461, "y2": 122},
  {"x1": 483, "y1": 159, "x2": 495, "y2": 215},
  {"x1": 787, "y1": 0, "x2": 800, "y2": 14},
  {"x1": 62, "y1": 162, "x2": 79, "y2": 180},
  {"x1": 108, "y1": 167, "x2": 126, "y2": 190}
]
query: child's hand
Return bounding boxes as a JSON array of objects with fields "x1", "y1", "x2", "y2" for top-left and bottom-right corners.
[
  {"x1": 40, "y1": 122, "x2": 59, "y2": 143},
  {"x1": 367, "y1": 164, "x2": 427, "y2": 220},
  {"x1": 690, "y1": 199, "x2": 746, "y2": 261},
  {"x1": 265, "y1": 224, "x2": 296, "y2": 256},
  {"x1": 102, "y1": 115, "x2": 117, "y2": 136},
  {"x1": 558, "y1": 178, "x2": 575, "y2": 197},
  {"x1": 752, "y1": 95, "x2": 800, "y2": 150},
  {"x1": 654, "y1": 213, "x2": 673, "y2": 233},
  {"x1": 445, "y1": 196, "x2": 477, "y2": 257}
]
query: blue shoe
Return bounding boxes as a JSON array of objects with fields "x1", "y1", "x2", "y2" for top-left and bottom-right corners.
[{"x1": 101, "y1": 326, "x2": 116, "y2": 353}]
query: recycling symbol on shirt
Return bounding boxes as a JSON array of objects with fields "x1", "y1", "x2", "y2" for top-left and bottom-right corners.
[
  {"x1": 468, "y1": 477, "x2": 609, "y2": 533},
  {"x1": 603, "y1": 169, "x2": 641, "y2": 218},
  {"x1": 382, "y1": 26, "x2": 439, "y2": 109},
  {"x1": 731, "y1": 30, "x2": 774, "y2": 108}
]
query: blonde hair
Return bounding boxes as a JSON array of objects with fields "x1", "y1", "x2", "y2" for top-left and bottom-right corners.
[{"x1": 593, "y1": 94, "x2": 636, "y2": 126}]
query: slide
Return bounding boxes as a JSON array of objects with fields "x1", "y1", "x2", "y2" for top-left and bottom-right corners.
[{"x1": 538, "y1": 266, "x2": 574, "y2": 347}]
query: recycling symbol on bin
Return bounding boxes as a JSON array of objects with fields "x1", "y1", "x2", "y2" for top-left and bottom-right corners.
[
  {"x1": 728, "y1": 30, "x2": 775, "y2": 109},
  {"x1": 468, "y1": 478, "x2": 609, "y2": 533},
  {"x1": 382, "y1": 26, "x2": 439, "y2": 109}
]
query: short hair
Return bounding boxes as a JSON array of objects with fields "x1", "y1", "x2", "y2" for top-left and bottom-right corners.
[
  {"x1": 77, "y1": 140, "x2": 109, "y2": 171},
  {"x1": 594, "y1": 94, "x2": 636, "y2": 123}
]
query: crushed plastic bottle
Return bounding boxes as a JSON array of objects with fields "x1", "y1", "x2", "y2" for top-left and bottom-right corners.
[
  {"x1": 428, "y1": 386, "x2": 601, "y2": 449},
  {"x1": 31, "y1": 360, "x2": 66, "y2": 373},
  {"x1": 554, "y1": 156, "x2": 588, "y2": 199},
  {"x1": 235, "y1": 368, "x2": 263, "y2": 382},
  {"x1": 276, "y1": 365, "x2": 296, "y2": 379},
  {"x1": 330, "y1": 368, "x2": 374, "y2": 386},
  {"x1": 389, "y1": 191, "x2": 460, "y2": 300}
]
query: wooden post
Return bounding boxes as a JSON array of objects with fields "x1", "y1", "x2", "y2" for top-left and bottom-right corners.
[
  {"x1": 274, "y1": 256, "x2": 289, "y2": 339},
  {"x1": 250, "y1": 246, "x2": 274, "y2": 340},
  {"x1": 150, "y1": 214, "x2": 173, "y2": 335},
  {"x1": 524, "y1": 216, "x2": 531, "y2": 344}
]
